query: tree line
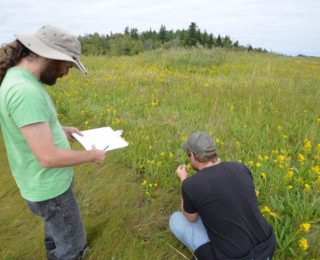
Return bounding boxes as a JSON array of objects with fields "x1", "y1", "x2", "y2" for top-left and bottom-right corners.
[{"x1": 78, "y1": 22, "x2": 268, "y2": 56}]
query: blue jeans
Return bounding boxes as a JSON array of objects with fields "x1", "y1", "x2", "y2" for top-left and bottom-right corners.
[
  {"x1": 169, "y1": 211, "x2": 210, "y2": 252},
  {"x1": 25, "y1": 186, "x2": 88, "y2": 260},
  {"x1": 169, "y1": 212, "x2": 272, "y2": 260}
]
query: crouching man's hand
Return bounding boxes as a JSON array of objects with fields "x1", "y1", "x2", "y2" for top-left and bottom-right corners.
[{"x1": 176, "y1": 164, "x2": 188, "y2": 183}]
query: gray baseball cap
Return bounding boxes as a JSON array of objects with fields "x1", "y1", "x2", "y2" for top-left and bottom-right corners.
[
  {"x1": 15, "y1": 25, "x2": 87, "y2": 74},
  {"x1": 182, "y1": 131, "x2": 217, "y2": 159}
]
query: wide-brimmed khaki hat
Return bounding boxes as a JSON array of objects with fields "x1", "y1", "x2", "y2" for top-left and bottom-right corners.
[{"x1": 15, "y1": 25, "x2": 87, "y2": 74}]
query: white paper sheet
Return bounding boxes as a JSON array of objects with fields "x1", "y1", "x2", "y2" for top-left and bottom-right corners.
[{"x1": 71, "y1": 127, "x2": 128, "y2": 151}]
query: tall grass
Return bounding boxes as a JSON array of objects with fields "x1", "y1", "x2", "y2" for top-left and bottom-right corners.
[{"x1": 0, "y1": 48, "x2": 319, "y2": 259}]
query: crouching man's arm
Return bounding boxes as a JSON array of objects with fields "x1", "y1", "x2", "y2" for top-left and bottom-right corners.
[{"x1": 176, "y1": 165, "x2": 199, "y2": 222}]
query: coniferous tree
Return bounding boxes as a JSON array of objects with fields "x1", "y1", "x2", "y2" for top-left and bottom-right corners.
[
  {"x1": 201, "y1": 31, "x2": 209, "y2": 47},
  {"x1": 141, "y1": 29, "x2": 157, "y2": 41},
  {"x1": 196, "y1": 28, "x2": 202, "y2": 45},
  {"x1": 185, "y1": 22, "x2": 199, "y2": 47},
  {"x1": 176, "y1": 29, "x2": 186, "y2": 42},
  {"x1": 207, "y1": 34, "x2": 215, "y2": 49},
  {"x1": 130, "y1": 28, "x2": 139, "y2": 40},
  {"x1": 158, "y1": 25, "x2": 169, "y2": 43},
  {"x1": 223, "y1": 35, "x2": 232, "y2": 48},
  {"x1": 216, "y1": 34, "x2": 223, "y2": 47}
]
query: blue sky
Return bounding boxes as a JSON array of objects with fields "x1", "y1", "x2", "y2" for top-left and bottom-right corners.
[{"x1": 1, "y1": 0, "x2": 319, "y2": 56}]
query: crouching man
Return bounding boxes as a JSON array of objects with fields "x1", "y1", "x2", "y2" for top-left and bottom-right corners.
[{"x1": 169, "y1": 132, "x2": 276, "y2": 260}]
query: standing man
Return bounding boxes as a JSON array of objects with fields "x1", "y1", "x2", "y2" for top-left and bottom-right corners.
[
  {"x1": 0, "y1": 25, "x2": 106, "y2": 259},
  {"x1": 169, "y1": 132, "x2": 276, "y2": 260}
]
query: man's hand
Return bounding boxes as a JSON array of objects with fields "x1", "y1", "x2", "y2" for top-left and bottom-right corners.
[
  {"x1": 176, "y1": 164, "x2": 188, "y2": 182},
  {"x1": 89, "y1": 145, "x2": 106, "y2": 164},
  {"x1": 63, "y1": 127, "x2": 82, "y2": 142}
]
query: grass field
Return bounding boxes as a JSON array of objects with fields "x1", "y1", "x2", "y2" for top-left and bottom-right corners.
[{"x1": 0, "y1": 48, "x2": 319, "y2": 259}]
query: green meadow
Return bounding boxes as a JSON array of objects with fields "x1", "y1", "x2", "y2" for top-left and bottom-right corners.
[{"x1": 0, "y1": 48, "x2": 319, "y2": 259}]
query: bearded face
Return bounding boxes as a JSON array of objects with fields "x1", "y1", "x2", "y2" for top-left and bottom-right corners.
[{"x1": 40, "y1": 60, "x2": 72, "y2": 85}]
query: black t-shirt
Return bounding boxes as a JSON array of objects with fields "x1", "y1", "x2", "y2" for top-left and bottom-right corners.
[{"x1": 182, "y1": 162, "x2": 275, "y2": 259}]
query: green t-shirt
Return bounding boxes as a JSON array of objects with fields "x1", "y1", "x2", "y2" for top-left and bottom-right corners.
[{"x1": 0, "y1": 67, "x2": 73, "y2": 202}]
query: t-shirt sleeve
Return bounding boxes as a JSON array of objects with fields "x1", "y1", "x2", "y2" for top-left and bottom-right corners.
[
  {"x1": 6, "y1": 84, "x2": 50, "y2": 127},
  {"x1": 182, "y1": 184, "x2": 197, "y2": 214},
  {"x1": 240, "y1": 163, "x2": 253, "y2": 179}
]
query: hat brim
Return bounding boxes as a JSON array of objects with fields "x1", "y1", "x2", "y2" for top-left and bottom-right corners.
[
  {"x1": 15, "y1": 34, "x2": 87, "y2": 75},
  {"x1": 181, "y1": 142, "x2": 188, "y2": 150}
]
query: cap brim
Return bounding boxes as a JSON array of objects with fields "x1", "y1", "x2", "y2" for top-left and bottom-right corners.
[
  {"x1": 15, "y1": 34, "x2": 87, "y2": 75},
  {"x1": 181, "y1": 142, "x2": 188, "y2": 150}
]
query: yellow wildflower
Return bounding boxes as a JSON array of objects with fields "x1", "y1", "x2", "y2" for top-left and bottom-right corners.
[
  {"x1": 114, "y1": 118, "x2": 121, "y2": 125},
  {"x1": 317, "y1": 143, "x2": 320, "y2": 151},
  {"x1": 261, "y1": 206, "x2": 277, "y2": 218},
  {"x1": 255, "y1": 189, "x2": 260, "y2": 197},
  {"x1": 304, "y1": 184, "x2": 310, "y2": 192},
  {"x1": 303, "y1": 139, "x2": 312, "y2": 152},
  {"x1": 168, "y1": 152, "x2": 174, "y2": 159},
  {"x1": 278, "y1": 155, "x2": 285, "y2": 162},
  {"x1": 151, "y1": 96, "x2": 159, "y2": 106},
  {"x1": 248, "y1": 161, "x2": 254, "y2": 167},
  {"x1": 269, "y1": 211, "x2": 277, "y2": 218},
  {"x1": 298, "y1": 153, "x2": 305, "y2": 163},
  {"x1": 311, "y1": 165, "x2": 320, "y2": 174},
  {"x1": 258, "y1": 155, "x2": 263, "y2": 161},
  {"x1": 298, "y1": 238, "x2": 308, "y2": 250},
  {"x1": 149, "y1": 184, "x2": 153, "y2": 188},
  {"x1": 285, "y1": 170, "x2": 294, "y2": 180},
  {"x1": 300, "y1": 223, "x2": 311, "y2": 233},
  {"x1": 287, "y1": 185, "x2": 293, "y2": 190},
  {"x1": 261, "y1": 206, "x2": 271, "y2": 214},
  {"x1": 256, "y1": 162, "x2": 262, "y2": 168},
  {"x1": 260, "y1": 173, "x2": 267, "y2": 180},
  {"x1": 141, "y1": 180, "x2": 147, "y2": 186},
  {"x1": 154, "y1": 183, "x2": 158, "y2": 187},
  {"x1": 160, "y1": 152, "x2": 165, "y2": 157}
]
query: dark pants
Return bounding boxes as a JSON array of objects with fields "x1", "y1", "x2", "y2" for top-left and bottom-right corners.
[{"x1": 26, "y1": 186, "x2": 88, "y2": 260}]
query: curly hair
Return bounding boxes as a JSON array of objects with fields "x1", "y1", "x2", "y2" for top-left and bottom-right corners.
[{"x1": 0, "y1": 40, "x2": 31, "y2": 85}]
